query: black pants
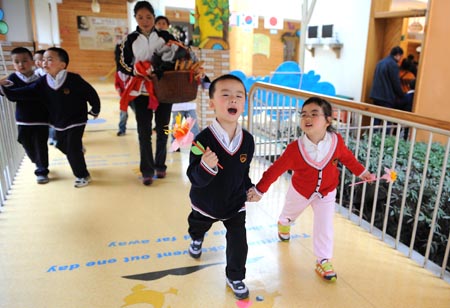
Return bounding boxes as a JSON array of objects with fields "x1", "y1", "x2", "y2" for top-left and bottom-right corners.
[
  {"x1": 55, "y1": 125, "x2": 89, "y2": 178},
  {"x1": 130, "y1": 96, "x2": 172, "y2": 177},
  {"x1": 188, "y1": 209, "x2": 248, "y2": 281},
  {"x1": 373, "y1": 99, "x2": 395, "y2": 133},
  {"x1": 17, "y1": 125, "x2": 49, "y2": 176}
]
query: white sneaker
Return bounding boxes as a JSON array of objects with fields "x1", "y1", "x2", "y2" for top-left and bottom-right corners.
[
  {"x1": 226, "y1": 278, "x2": 249, "y2": 299},
  {"x1": 74, "y1": 176, "x2": 91, "y2": 188}
]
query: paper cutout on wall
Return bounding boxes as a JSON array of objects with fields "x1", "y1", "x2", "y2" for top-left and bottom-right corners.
[
  {"x1": 264, "y1": 16, "x2": 283, "y2": 30},
  {"x1": 253, "y1": 34, "x2": 270, "y2": 58},
  {"x1": 240, "y1": 13, "x2": 258, "y2": 28},
  {"x1": 194, "y1": 0, "x2": 230, "y2": 50}
]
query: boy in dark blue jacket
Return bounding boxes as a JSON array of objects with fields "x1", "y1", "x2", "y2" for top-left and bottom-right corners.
[
  {"x1": 2, "y1": 47, "x2": 49, "y2": 184},
  {"x1": 186, "y1": 74, "x2": 255, "y2": 300},
  {"x1": 1, "y1": 47, "x2": 100, "y2": 188}
]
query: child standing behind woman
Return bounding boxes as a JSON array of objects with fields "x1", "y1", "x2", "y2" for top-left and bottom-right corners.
[
  {"x1": 1, "y1": 47, "x2": 100, "y2": 188},
  {"x1": 1, "y1": 47, "x2": 49, "y2": 184},
  {"x1": 186, "y1": 74, "x2": 255, "y2": 300},
  {"x1": 248, "y1": 97, "x2": 373, "y2": 282}
]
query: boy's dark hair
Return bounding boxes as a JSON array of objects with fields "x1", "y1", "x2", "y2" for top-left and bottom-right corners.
[
  {"x1": 390, "y1": 46, "x2": 404, "y2": 57},
  {"x1": 209, "y1": 74, "x2": 247, "y2": 99},
  {"x1": 155, "y1": 15, "x2": 170, "y2": 25},
  {"x1": 47, "y1": 47, "x2": 70, "y2": 67},
  {"x1": 400, "y1": 57, "x2": 416, "y2": 72},
  {"x1": 35, "y1": 49, "x2": 45, "y2": 55},
  {"x1": 302, "y1": 96, "x2": 336, "y2": 132},
  {"x1": 11, "y1": 47, "x2": 33, "y2": 59},
  {"x1": 134, "y1": 1, "x2": 155, "y2": 16}
]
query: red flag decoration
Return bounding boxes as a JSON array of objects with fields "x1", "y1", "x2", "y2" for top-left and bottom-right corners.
[
  {"x1": 240, "y1": 13, "x2": 258, "y2": 28},
  {"x1": 264, "y1": 16, "x2": 284, "y2": 30}
]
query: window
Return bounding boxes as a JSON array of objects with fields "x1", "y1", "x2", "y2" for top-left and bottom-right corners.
[
  {"x1": 307, "y1": 26, "x2": 318, "y2": 38},
  {"x1": 322, "y1": 24, "x2": 333, "y2": 38}
]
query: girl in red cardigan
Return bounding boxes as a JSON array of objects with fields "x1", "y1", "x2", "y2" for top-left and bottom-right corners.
[{"x1": 249, "y1": 97, "x2": 373, "y2": 281}]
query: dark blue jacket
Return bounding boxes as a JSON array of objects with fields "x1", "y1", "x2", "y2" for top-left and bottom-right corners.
[
  {"x1": 370, "y1": 55, "x2": 404, "y2": 104},
  {"x1": 187, "y1": 127, "x2": 255, "y2": 219},
  {"x1": 5, "y1": 72, "x2": 48, "y2": 125},
  {"x1": 3, "y1": 72, "x2": 100, "y2": 130}
]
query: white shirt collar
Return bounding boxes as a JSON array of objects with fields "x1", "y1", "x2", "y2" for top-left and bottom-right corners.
[
  {"x1": 34, "y1": 67, "x2": 46, "y2": 76},
  {"x1": 46, "y1": 69, "x2": 67, "y2": 90},
  {"x1": 14, "y1": 71, "x2": 40, "y2": 84},
  {"x1": 210, "y1": 118, "x2": 243, "y2": 153},
  {"x1": 301, "y1": 132, "x2": 332, "y2": 162}
]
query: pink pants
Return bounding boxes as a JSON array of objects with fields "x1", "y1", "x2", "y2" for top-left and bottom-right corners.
[{"x1": 279, "y1": 183, "x2": 337, "y2": 260}]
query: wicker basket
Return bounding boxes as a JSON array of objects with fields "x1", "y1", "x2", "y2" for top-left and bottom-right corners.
[{"x1": 152, "y1": 71, "x2": 199, "y2": 104}]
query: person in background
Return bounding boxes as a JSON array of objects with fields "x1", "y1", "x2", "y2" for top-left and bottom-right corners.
[
  {"x1": 155, "y1": 15, "x2": 170, "y2": 31},
  {"x1": 33, "y1": 49, "x2": 46, "y2": 77},
  {"x1": 34, "y1": 49, "x2": 56, "y2": 146},
  {"x1": 407, "y1": 54, "x2": 418, "y2": 77},
  {"x1": 118, "y1": 1, "x2": 182, "y2": 185},
  {"x1": 399, "y1": 57, "x2": 416, "y2": 94},
  {"x1": 1, "y1": 47, "x2": 100, "y2": 188},
  {"x1": 248, "y1": 97, "x2": 374, "y2": 282},
  {"x1": 1, "y1": 47, "x2": 49, "y2": 184},
  {"x1": 186, "y1": 74, "x2": 255, "y2": 300},
  {"x1": 396, "y1": 79, "x2": 415, "y2": 140},
  {"x1": 114, "y1": 43, "x2": 130, "y2": 136},
  {"x1": 369, "y1": 46, "x2": 405, "y2": 130}
]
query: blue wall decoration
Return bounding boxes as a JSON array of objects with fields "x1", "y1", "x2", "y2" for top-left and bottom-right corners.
[{"x1": 230, "y1": 61, "x2": 336, "y2": 118}]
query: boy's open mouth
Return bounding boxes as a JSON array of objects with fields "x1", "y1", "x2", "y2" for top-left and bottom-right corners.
[{"x1": 228, "y1": 108, "x2": 237, "y2": 115}]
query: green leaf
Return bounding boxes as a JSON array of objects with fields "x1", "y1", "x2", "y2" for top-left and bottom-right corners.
[{"x1": 191, "y1": 141, "x2": 205, "y2": 156}]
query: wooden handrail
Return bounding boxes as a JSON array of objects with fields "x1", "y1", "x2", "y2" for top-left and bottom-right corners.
[{"x1": 248, "y1": 82, "x2": 450, "y2": 133}]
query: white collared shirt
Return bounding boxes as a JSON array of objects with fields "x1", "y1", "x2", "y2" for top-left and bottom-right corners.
[
  {"x1": 210, "y1": 118, "x2": 243, "y2": 153},
  {"x1": 301, "y1": 132, "x2": 332, "y2": 162},
  {"x1": 14, "y1": 71, "x2": 40, "y2": 84},
  {"x1": 46, "y1": 69, "x2": 67, "y2": 90}
]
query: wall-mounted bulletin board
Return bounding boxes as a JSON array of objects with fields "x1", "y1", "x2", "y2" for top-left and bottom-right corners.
[{"x1": 77, "y1": 15, "x2": 127, "y2": 51}]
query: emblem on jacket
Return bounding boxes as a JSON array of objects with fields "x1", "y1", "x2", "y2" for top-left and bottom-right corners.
[
  {"x1": 240, "y1": 154, "x2": 247, "y2": 163},
  {"x1": 63, "y1": 88, "x2": 70, "y2": 95}
]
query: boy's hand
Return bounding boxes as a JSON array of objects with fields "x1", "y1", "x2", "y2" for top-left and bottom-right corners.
[
  {"x1": 88, "y1": 110, "x2": 98, "y2": 119},
  {"x1": 247, "y1": 187, "x2": 262, "y2": 202},
  {"x1": 0, "y1": 79, "x2": 13, "y2": 86},
  {"x1": 202, "y1": 147, "x2": 218, "y2": 169}
]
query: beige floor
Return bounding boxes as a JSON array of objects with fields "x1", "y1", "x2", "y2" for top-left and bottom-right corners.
[{"x1": 1, "y1": 81, "x2": 449, "y2": 308}]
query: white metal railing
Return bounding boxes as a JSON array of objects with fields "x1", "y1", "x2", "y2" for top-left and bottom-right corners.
[
  {"x1": 0, "y1": 43, "x2": 25, "y2": 209},
  {"x1": 244, "y1": 81, "x2": 450, "y2": 282},
  {"x1": 0, "y1": 95, "x2": 25, "y2": 209}
]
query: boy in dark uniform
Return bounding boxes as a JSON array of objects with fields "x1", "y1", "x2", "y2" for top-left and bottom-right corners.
[
  {"x1": 186, "y1": 74, "x2": 255, "y2": 300},
  {"x1": 2, "y1": 47, "x2": 49, "y2": 184},
  {"x1": 1, "y1": 47, "x2": 100, "y2": 188}
]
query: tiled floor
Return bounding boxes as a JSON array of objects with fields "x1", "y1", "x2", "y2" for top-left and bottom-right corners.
[{"x1": 1, "y1": 80, "x2": 449, "y2": 308}]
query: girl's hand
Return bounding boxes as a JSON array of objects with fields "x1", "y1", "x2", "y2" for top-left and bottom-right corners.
[
  {"x1": 360, "y1": 171, "x2": 376, "y2": 182},
  {"x1": 202, "y1": 147, "x2": 218, "y2": 169},
  {"x1": 247, "y1": 187, "x2": 262, "y2": 202}
]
